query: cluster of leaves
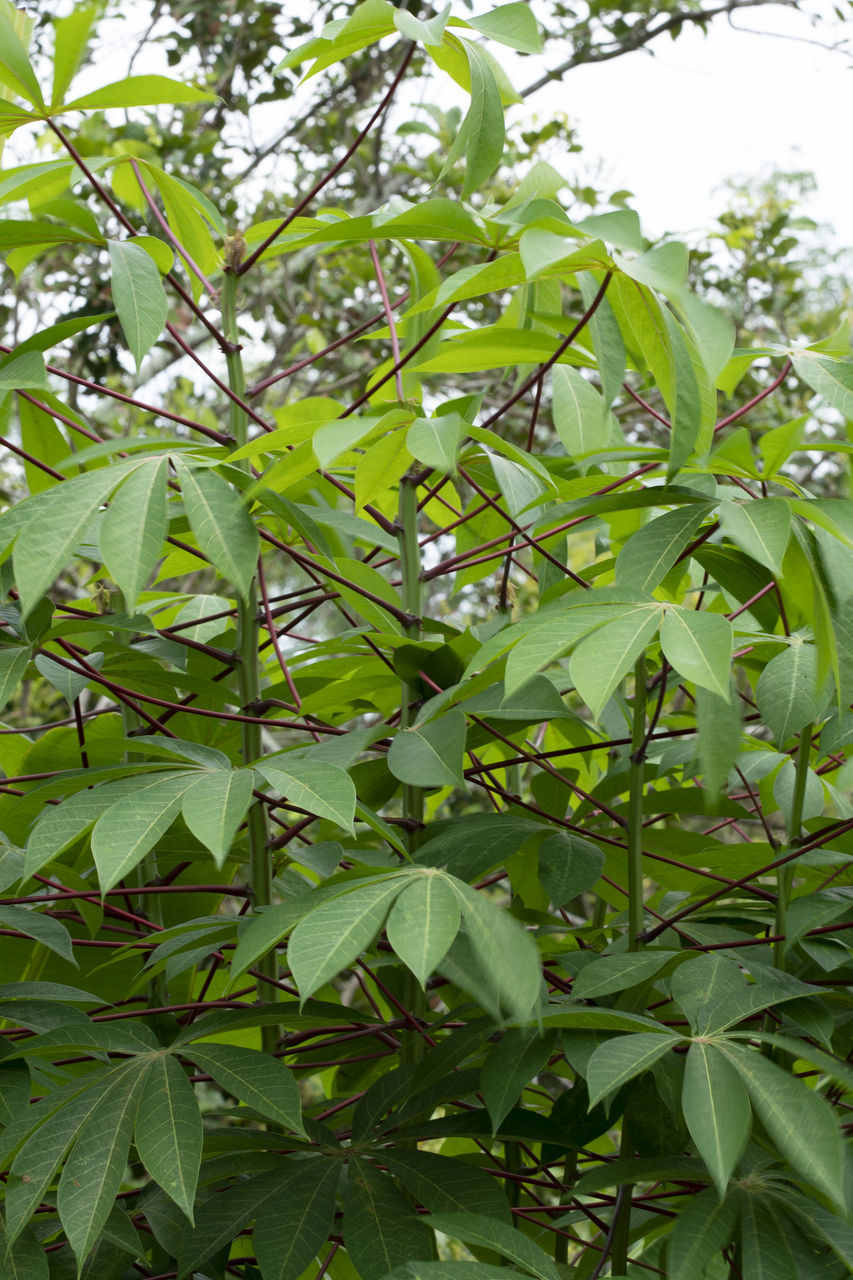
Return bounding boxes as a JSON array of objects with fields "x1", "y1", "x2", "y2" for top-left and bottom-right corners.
[{"x1": 0, "y1": 2, "x2": 852, "y2": 1279}]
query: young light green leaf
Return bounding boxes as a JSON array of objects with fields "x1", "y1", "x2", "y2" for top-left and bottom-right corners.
[
  {"x1": 388, "y1": 708, "x2": 467, "y2": 789},
  {"x1": 175, "y1": 460, "x2": 260, "y2": 599},
  {"x1": 466, "y1": 2, "x2": 543, "y2": 53},
  {"x1": 424, "y1": 1213, "x2": 559, "y2": 1280},
  {"x1": 754, "y1": 640, "x2": 820, "y2": 744},
  {"x1": 91, "y1": 771, "x2": 199, "y2": 894},
  {"x1": 99, "y1": 456, "x2": 168, "y2": 603},
  {"x1": 682, "y1": 1041, "x2": 750, "y2": 1197},
  {"x1": 551, "y1": 365, "x2": 606, "y2": 458},
  {"x1": 288, "y1": 878, "x2": 407, "y2": 1003},
  {"x1": 50, "y1": 6, "x2": 98, "y2": 106},
  {"x1": 659, "y1": 606, "x2": 732, "y2": 699},
  {"x1": 792, "y1": 351, "x2": 853, "y2": 420},
  {"x1": 407, "y1": 413, "x2": 462, "y2": 474},
  {"x1": 253, "y1": 1159, "x2": 342, "y2": 1280},
  {"x1": 0, "y1": 6, "x2": 44, "y2": 108},
  {"x1": 61, "y1": 74, "x2": 213, "y2": 111},
  {"x1": 667, "y1": 1186, "x2": 737, "y2": 1280},
  {"x1": 586, "y1": 1033, "x2": 680, "y2": 1108},
  {"x1": 0, "y1": 349, "x2": 49, "y2": 391},
  {"x1": 615, "y1": 503, "x2": 713, "y2": 593},
  {"x1": 570, "y1": 605, "x2": 662, "y2": 719},
  {"x1": 108, "y1": 239, "x2": 167, "y2": 369},
  {"x1": 394, "y1": 4, "x2": 451, "y2": 47},
  {"x1": 344, "y1": 1156, "x2": 434, "y2": 1280},
  {"x1": 386, "y1": 872, "x2": 461, "y2": 989},
  {"x1": 719, "y1": 1041, "x2": 846, "y2": 1210},
  {"x1": 454, "y1": 42, "x2": 505, "y2": 199},
  {"x1": 719, "y1": 498, "x2": 791, "y2": 577},
  {"x1": 502, "y1": 600, "x2": 624, "y2": 697},
  {"x1": 185, "y1": 1044, "x2": 305, "y2": 1134},
  {"x1": 135, "y1": 1054, "x2": 202, "y2": 1222},
  {"x1": 259, "y1": 759, "x2": 357, "y2": 834},
  {"x1": 56, "y1": 1064, "x2": 148, "y2": 1268},
  {"x1": 481, "y1": 1028, "x2": 557, "y2": 1133},
  {"x1": 181, "y1": 768, "x2": 254, "y2": 866}
]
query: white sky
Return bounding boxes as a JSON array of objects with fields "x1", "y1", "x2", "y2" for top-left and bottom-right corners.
[{"x1": 520, "y1": 0, "x2": 852, "y2": 243}]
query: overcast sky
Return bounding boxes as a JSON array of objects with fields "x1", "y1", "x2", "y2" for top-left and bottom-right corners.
[{"x1": 523, "y1": 0, "x2": 852, "y2": 243}]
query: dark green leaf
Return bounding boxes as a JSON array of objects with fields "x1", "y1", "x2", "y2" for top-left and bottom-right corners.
[
  {"x1": 343, "y1": 1157, "x2": 434, "y2": 1280},
  {"x1": 135, "y1": 1054, "x2": 202, "y2": 1222},
  {"x1": 184, "y1": 1044, "x2": 304, "y2": 1134}
]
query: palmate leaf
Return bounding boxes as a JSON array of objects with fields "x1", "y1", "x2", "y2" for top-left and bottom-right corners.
[
  {"x1": 388, "y1": 708, "x2": 467, "y2": 789},
  {"x1": 738, "y1": 1192, "x2": 799, "y2": 1280},
  {"x1": 55, "y1": 1064, "x2": 149, "y2": 1267},
  {"x1": 176, "y1": 1170, "x2": 281, "y2": 1278},
  {"x1": 480, "y1": 1028, "x2": 557, "y2": 1132},
  {"x1": 108, "y1": 240, "x2": 167, "y2": 369},
  {"x1": 448, "y1": 879, "x2": 542, "y2": 1022},
  {"x1": 659, "y1": 606, "x2": 732, "y2": 699},
  {"x1": 134, "y1": 1055, "x2": 202, "y2": 1222},
  {"x1": 614, "y1": 502, "x2": 714, "y2": 593},
  {"x1": 719, "y1": 498, "x2": 792, "y2": 577},
  {"x1": 424, "y1": 1214, "x2": 559, "y2": 1280},
  {"x1": 99, "y1": 456, "x2": 168, "y2": 603},
  {"x1": 385, "y1": 872, "x2": 461, "y2": 989},
  {"x1": 754, "y1": 640, "x2": 821, "y2": 744},
  {"x1": 0, "y1": 904, "x2": 76, "y2": 965},
  {"x1": 0, "y1": 1219, "x2": 48, "y2": 1280},
  {"x1": 253, "y1": 1158, "x2": 342, "y2": 1280},
  {"x1": 666, "y1": 1186, "x2": 737, "y2": 1280},
  {"x1": 61, "y1": 74, "x2": 213, "y2": 111},
  {"x1": 287, "y1": 877, "x2": 408, "y2": 1002},
  {"x1": 181, "y1": 767, "x2": 254, "y2": 866},
  {"x1": 682, "y1": 1042, "x2": 750, "y2": 1197},
  {"x1": 174, "y1": 459, "x2": 260, "y2": 600},
  {"x1": 183, "y1": 1043, "x2": 305, "y2": 1134},
  {"x1": 569, "y1": 605, "x2": 662, "y2": 718},
  {"x1": 718, "y1": 1041, "x2": 846, "y2": 1210},
  {"x1": 259, "y1": 759, "x2": 357, "y2": 834},
  {"x1": 382, "y1": 1150, "x2": 511, "y2": 1222},
  {"x1": 586, "y1": 1033, "x2": 682, "y2": 1108},
  {"x1": 90, "y1": 770, "x2": 200, "y2": 894},
  {"x1": 343, "y1": 1157, "x2": 434, "y2": 1280}
]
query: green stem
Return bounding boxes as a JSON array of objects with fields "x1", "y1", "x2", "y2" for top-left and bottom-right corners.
[
  {"x1": 222, "y1": 265, "x2": 276, "y2": 1054},
  {"x1": 610, "y1": 1134, "x2": 634, "y2": 1275},
  {"x1": 397, "y1": 472, "x2": 425, "y2": 1064},
  {"x1": 554, "y1": 1150, "x2": 577, "y2": 1263},
  {"x1": 627, "y1": 654, "x2": 647, "y2": 952},
  {"x1": 774, "y1": 722, "x2": 813, "y2": 972}
]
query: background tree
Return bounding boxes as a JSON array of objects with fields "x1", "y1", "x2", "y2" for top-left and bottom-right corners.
[{"x1": 0, "y1": 3, "x2": 852, "y2": 1280}]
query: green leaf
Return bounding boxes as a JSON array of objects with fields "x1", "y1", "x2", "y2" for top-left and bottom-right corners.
[
  {"x1": 570, "y1": 605, "x2": 662, "y2": 718},
  {"x1": 35, "y1": 650, "x2": 103, "y2": 704},
  {"x1": 394, "y1": 4, "x2": 451, "y2": 46},
  {"x1": 175, "y1": 460, "x2": 260, "y2": 600},
  {"x1": 719, "y1": 498, "x2": 791, "y2": 577},
  {"x1": 185, "y1": 1043, "x2": 305, "y2": 1134},
  {"x1": 537, "y1": 832, "x2": 604, "y2": 905},
  {"x1": 175, "y1": 1171, "x2": 278, "y2": 1277},
  {"x1": 259, "y1": 759, "x2": 357, "y2": 834},
  {"x1": 502, "y1": 598, "x2": 627, "y2": 697},
  {"x1": 0, "y1": 904, "x2": 76, "y2": 965},
  {"x1": 61, "y1": 74, "x2": 214, "y2": 110},
  {"x1": 449, "y1": 42, "x2": 505, "y2": 199},
  {"x1": 181, "y1": 768, "x2": 254, "y2": 867},
  {"x1": 344, "y1": 1156, "x2": 434, "y2": 1280},
  {"x1": 424, "y1": 1213, "x2": 559, "y2": 1280},
  {"x1": 135, "y1": 1054, "x2": 202, "y2": 1222},
  {"x1": 0, "y1": 645, "x2": 30, "y2": 711},
  {"x1": 481, "y1": 1028, "x2": 556, "y2": 1132},
  {"x1": 0, "y1": 1219, "x2": 48, "y2": 1280},
  {"x1": 51, "y1": 6, "x2": 98, "y2": 107},
  {"x1": 383, "y1": 1149, "x2": 511, "y2": 1222},
  {"x1": 288, "y1": 878, "x2": 407, "y2": 1003},
  {"x1": 754, "y1": 641, "x2": 820, "y2": 744},
  {"x1": 99, "y1": 456, "x2": 168, "y2": 603},
  {"x1": 0, "y1": 349, "x2": 49, "y2": 391},
  {"x1": 91, "y1": 771, "x2": 199, "y2": 894},
  {"x1": 615, "y1": 503, "x2": 714, "y2": 593},
  {"x1": 108, "y1": 239, "x2": 167, "y2": 369},
  {"x1": 572, "y1": 951, "x2": 682, "y2": 1001},
  {"x1": 0, "y1": 6, "x2": 44, "y2": 108},
  {"x1": 696, "y1": 684, "x2": 742, "y2": 795},
  {"x1": 792, "y1": 352, "x2": 853, "y2": 420},
  {"x1": 253, "y1": 1159, "x2": 342, "y2": 1280},
  {"x1": 388, "y1": 708, "x2": 467, "y2": 789},
  {"x1": 551, "y1": 365, "x2": 606, "y2": 458},
  {"x1": 739, "y1": 1193, "x2": 798, "y2": 1280},
  {"x1": 56, "y1": 1064, "x2": 148, "y2": 1268},
  {"x1": 449, "y1": 879, "x2": 542, "y2": 1022},
  {"x1": 667, "y1": 1186, "x2": 737, "y2": 1280},
  {"x1": 659, "y1": 606, "x2": 732, "y2": 699},
  {"x1": 386, "y1": 872, "x2": 461, "y2": 989},
  {"x1": 466, "y1": 3, "x2": 543, "y2": 53},
  {"x1": 407, "y1": 413, "x2": 462, "y2": 474},
  {"x1": 682, "y1": 1041, "x2": 750, "y2": 1197},
  {"x1": 719, "y1": 1041, "x2": 846, "y2": 1210},
  {"x1": 586, "y1": 1033, "x2": 681, "y2": 1108},
  {"x1": 7, "y1": 463, "x2": 135, "y2": 618}
]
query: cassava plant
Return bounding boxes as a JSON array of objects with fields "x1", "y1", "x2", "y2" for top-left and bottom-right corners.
[{"x1": 0, "y1": 3, "x2": 852, "y2": 1279}]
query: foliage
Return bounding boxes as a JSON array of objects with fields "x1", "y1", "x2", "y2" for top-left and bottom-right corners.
[{"x1": 0, "y1": 2, "x2": 852, "y2": 1279}]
